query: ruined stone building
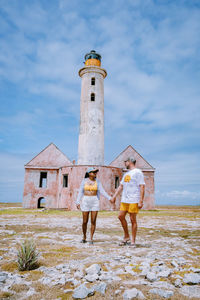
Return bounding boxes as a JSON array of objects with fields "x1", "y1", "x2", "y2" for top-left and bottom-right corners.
[{"x1": 23, "y1": 50, "x2": 155, "y2": 210}]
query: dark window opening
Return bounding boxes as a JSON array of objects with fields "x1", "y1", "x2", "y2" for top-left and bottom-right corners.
[
  {"x1": 38, "y1": 197, "x2": 46, "y2": 209},
  {"x1": 115, "y1": 176, "x2": 120, "y2": 189},
  {"x1": 91, "y1": 93, "x2": 95, "y2": 101},
  {"x1": 63, "y1": 174, "x2": 68, "y2": 188},
  {"x1": 39, "y1": 172, "x2": 47, "y2": 188},
  {"x1": 91, "y1": 77, "x2": 95, "y2": 85}
]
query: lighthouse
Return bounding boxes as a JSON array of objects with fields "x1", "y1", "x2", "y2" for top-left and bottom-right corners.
[
  {"x1": 23, "y1": 50, "x2": 155, "y2": 210},
  {"x1": 78, "y1": 50, "x2": 107, "y2": 165}
]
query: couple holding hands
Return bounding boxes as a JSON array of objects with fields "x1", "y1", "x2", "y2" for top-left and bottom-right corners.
[{"x1": 76, "y1": 157, "x2": 145, "y2": 246}]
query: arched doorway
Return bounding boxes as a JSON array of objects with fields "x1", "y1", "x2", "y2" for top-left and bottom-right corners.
[{"x1": 37, "y1": 197, "x2": 46, "y2": 209}]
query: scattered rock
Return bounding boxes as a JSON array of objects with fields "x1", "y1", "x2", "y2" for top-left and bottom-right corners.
[
  {"x1": 114, "y1": 255, "x2": 124, "y2": 261},
  {"x1": 123, "y1": 288, "x2": 145, "y2": 299},
  {"x1": 146, "y1": 272, "x2": 157, "y2": 282},
  {"x1": 115, "y1": 268, "x2": 126, "y2": 275},
  {"x1": 176, "y1": 257, "x2": 186, "y2": 266},
  {"x1": 1, "y1": 205, "x2": 199, "y2": 299},
  {"x1": 63, "y1": 289, "x2": 73, "y2": 293},
  {"x1": 99, "y1": 272, "x2": 113, "y2": 281},
  {"x1": 26, "y1": 288, "x2": 36, "y2": 297},
  {"x1": 179, "y1": 285, "x2": 200, "y2": 298},
  {"x1": 93, "y1": 282, "x2": 107, "y2": 295},
  {"x1": 137, "y1": 291, "x2": 145, "y2": 299},
  {"x1": 85, "y1": 264, "x2": 101, "y2": 275},
  {"x1": 158, "y1": 269, "x2": 171, "y2": 278},
  {"x1": 149, "y1": 288, "x2": 174, "y2": 298},
  {"x1": 66, "y1": 278, "x2": 80, "y2": 286},
  {"x1": 112, "y1": 275, "x2": 122, "y2": 281},
  {"x1": 152, "y1": 281, "x2": 174, "y2": 290},
  {"x1": 174, "y1": 278, "x2": 182, "y2": 288},
  {"x1": 125, "y1": 266, "x2": 136, "y2": 275},
  {"x1": 74, "y1": 270, "x2": 84, "y2": 279},
  {"x1": 171, "y1": 260, "x2": 178, "y2": 268},
  {"x1": 183, "y1": 273, "x2": 200, "y2": 285},
  {"x1": 0, "y1": 272, "x2": 8, "y2": 283},
  {"x1": 123, "y1": 279, "x2": 148, "y2": 286},
  {"x1": 140, "y1": 267, "x2": 149, "y2": 276},
  {"x1": 189, "y1": 267, "x2": 200, "y2": 273},
  {"x1": 115, "y1": 290, "x2": 121, "y2": 295},
  {"x1": 72, "y1": 284, "x2": 95, "y2": 299},
  {"x1": 85, "y1": 273, "x2": 99, "y2": 282}
]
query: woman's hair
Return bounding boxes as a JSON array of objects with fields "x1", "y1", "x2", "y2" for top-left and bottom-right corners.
[{"x1": 84, "y1": 172, "x2": 89, "y2": 178}]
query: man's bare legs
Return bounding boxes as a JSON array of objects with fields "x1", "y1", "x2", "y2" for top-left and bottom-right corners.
[
  {"x1": 90, "y1": 211, "x2": 98, "y2": 242},
  {"x1": 118, "y1": 210, "x2": 130, "y2": 241},
  {"x1": 82, "y1": 211, "x2": 89, "y2": 241},
  {"x1": 129, "y1": 213, "x2": 137, "y2": 245}
]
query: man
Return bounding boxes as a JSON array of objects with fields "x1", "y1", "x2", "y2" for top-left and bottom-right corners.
[{"x1": 110, "y1": 157, "x2": 145, "y2": 246}]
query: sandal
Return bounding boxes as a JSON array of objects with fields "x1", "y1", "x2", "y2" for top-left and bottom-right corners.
[
  {"x1": 81, "y1": 239, "x2": 87, "y2": 243},
  {"x1": 129, "y1": 243, "x2": 137, "y2": 248},
  {"x1": 89, "y1": 240, "x2": 94, "y2": 245},
  {"x1": 119, "y1": 240, "x2": 131, "y2": 246}
]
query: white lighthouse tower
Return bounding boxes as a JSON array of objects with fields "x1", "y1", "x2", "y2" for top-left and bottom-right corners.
[{"x1": 78, "y1": 50, "x2": 107, "y2": 165}]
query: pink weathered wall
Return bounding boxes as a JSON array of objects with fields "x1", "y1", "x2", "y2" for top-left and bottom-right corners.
[
  {"x1": 23, "y1": 144, "x2": 155, "y2": 210},
  {"x1": 23, "y1": 165, "x2": 155, "y2": 210},
  {"x1": 59, "y1": 165, "x2": 122, "y2": 210},
  {"x1": 143, "y1": 171, "x2": 155, "y2": 209},
  {"x1": 23, "y1": 168, "x2": 59, "y2": 209}
]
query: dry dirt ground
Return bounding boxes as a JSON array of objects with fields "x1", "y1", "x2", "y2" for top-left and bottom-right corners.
[{"x1": 0, "y1": 204, "x2": 199, "y2": 300}]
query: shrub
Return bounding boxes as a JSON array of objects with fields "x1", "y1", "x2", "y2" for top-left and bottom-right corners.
[{"x1": 17, "y1": 239, "x2": 39, "y2": 271}]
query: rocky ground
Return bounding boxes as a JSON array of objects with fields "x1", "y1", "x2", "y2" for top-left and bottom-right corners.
[{"x1": 0, "y1": 205, "x2": 200, "y2": 299}]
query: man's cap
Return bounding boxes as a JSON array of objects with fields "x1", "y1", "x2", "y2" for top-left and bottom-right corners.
[
  {"x1": 124, "y1": 156, "x2": 136, "y2": 163},
  {"x1": 86, "y1": 167, "x2": 99, "y2": 173}
]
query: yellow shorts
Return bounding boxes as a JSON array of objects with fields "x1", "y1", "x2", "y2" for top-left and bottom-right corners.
[{"x1": 120, "y1": 202, "x2": 139, "y2": 214}]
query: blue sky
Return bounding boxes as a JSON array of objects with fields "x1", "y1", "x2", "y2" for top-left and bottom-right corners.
[{"x1": 0, "y1": 0, "x2": 200, "y2": 205}]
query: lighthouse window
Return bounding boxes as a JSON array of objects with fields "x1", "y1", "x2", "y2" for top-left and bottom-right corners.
[
  {"x1": 39, "y1": 172, "x2": 47, "y2": 188},
  {"x1": 91, "y1": 93, "x2": 95, "y2": 101},
  {"x1": 91, "y1": 77, "x2": 95, "y2": 85}
]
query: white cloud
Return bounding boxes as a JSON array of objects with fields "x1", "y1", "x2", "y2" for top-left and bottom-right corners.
[
  {"x1": 156, "y1": 189, "x2": 200, "y2": 206},
  {"x1": 164, "y1": 190, "x2": 200, "y2": 200},
  {"x1": 0, "y1": 0, "x2": 199, "y2": 204}
]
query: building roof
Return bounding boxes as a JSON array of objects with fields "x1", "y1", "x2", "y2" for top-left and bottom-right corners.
[
  {"x1": 109, "y1": 145, "x2": 155, "y2": 171},
  {"x1": 25, "y1": 143, "x2": 73, "y2": 168}
]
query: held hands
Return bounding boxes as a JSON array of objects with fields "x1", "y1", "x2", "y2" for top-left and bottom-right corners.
[
  {"x1": 76, "y1": 204, "x2": 80, "y2": 210},
  {"x1": 109, "y1": 196, "x2": 116, "y2": 210},
  {"x1": 110, "y1": 196, "x2": 116, "y2": 204}
]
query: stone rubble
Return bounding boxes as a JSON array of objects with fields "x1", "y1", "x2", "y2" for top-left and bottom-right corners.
[
  {"x1": 174, "y1": 278, "x2": 182, "y2": 288},
  {"x1": 145, "y1": 271, "x2": 157, "y2": 282},
  {"x1": 123, "y1": 288, "x2": 145, "y2": 299},
  {"x1": 0, "y1": 272, "x2": 8, "y2": 283},
  {"x1": 93, "y1": 282, "x2": 107, "y2": 295},
  {"x1": 149, "y1": 288, "x2": 174, "y2": 298},
  {"x1": 0, "y1": 211, "x2": 200, "y2": 299},
  {"x1": 183, "y1": 273, "x2": 200, "y2": 285},
  {"x1": 179, "y1": 285, "x2": 200, "y2": 298},
  {"x1": 85, "y1": 263, "x2": 101, "y2": 275},
  {"x1": 72, "y1": 283, "x2": 95, "y2": 299}
]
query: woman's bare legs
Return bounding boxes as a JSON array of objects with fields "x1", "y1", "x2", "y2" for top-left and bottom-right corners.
[
  {"x1": 90, "y1": 211, "x2": 98, "y2": 241},
  {"x1": 82, "y1": 211, "x2": 89, "y2": 241}
]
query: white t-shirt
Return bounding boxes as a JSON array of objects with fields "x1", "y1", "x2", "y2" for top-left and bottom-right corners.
[{"x1": 120, "y1": 168, "x2": 145, "y2": 204}]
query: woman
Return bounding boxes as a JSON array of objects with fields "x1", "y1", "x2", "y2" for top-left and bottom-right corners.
[{"x1": 76, "y1": 167, "x2": 111, "y2": 244}]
